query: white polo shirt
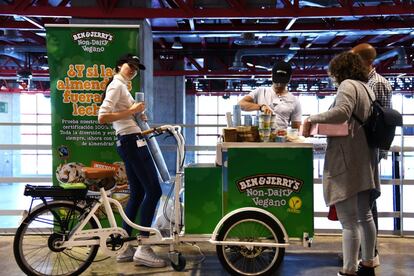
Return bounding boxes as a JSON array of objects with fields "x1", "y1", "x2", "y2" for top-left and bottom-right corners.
[
  {"x1": 248, "y1": 86, "x2": 302, "y2": 129},
  {"x1": 98, "y1": 74, "x2": 141, "y2": 136}
]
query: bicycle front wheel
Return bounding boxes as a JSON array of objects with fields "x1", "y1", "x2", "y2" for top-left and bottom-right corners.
[
  {"x1": 216, "y1": 211, "x2": 286, "y2": 276},
  {"x1": 13, "y1": 201, "x2": 99, "y2": 276}
]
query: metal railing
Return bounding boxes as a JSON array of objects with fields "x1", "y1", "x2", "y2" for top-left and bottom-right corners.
[{"x1": 1, "y1": 122, "x2": 413, "y2": 236}]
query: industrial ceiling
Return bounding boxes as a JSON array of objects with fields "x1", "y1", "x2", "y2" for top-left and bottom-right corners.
[{"x1": 0, "y1": 0, "x2": 413, "y2": 95}]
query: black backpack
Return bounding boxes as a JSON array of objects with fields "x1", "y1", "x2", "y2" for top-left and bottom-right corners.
[{"x1": 352, "y1": 84, "x2": 403, "y2": 150}]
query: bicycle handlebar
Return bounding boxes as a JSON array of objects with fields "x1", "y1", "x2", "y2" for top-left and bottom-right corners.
[
  {"x1": 140, "y1": 126, "x2": 168, "y2": 136},
  {"x1": 140, "y1": 127, "x2": 160, "y2": 136},
  {"x1": 140, "y1": 125, "x2": 180, "y2": 136}
]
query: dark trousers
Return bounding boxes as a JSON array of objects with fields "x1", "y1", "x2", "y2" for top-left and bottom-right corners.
[{"x1": 116, "y1": 134, "x2": 162, "y2": 236}]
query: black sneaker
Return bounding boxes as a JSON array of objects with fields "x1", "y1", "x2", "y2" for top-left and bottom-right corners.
[
  {"x1": 337, "y1": 271, "x2": 356, "y2": 276},
  {"x1": 357, "y1": 263, "x2": 375, "y2": 276}
]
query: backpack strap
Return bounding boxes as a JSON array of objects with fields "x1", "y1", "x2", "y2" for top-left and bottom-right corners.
[{"x1": 349, "y1": 81, "x2": 373, "y2": 126}]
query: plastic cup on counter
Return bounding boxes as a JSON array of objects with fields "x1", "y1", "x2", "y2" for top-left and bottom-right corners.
[
  {"x1": 225, "y1": 112, "x2": 233, "y2": 127},
  {"x1": 252, "y1": 115, "x2": 259, "y2": 127},
  {"x1": 232, "y1": 105, "x2": 242, "y2": 127},
  {"x1": 270, "y1": 128, "x2": 277, "y2": 141},
  {"x1": 286, "y1": 128, "x2": 299, "y2": 141},
  {"x1": 276, "y1": 128, "x2": 287, "y2": 137},
  {"x1": 275, "y1": 128, "x2": 287, "y2": 142},
  {"x1": 271, "y1": 115, "x2": 278, "y2": 129},
  {"x1": 243, "y1": 115, "x2": 253, "y2": 126},
  {"x1": 258, "y1": 114, "x2": 271, "y2": 129},
  {"x1": 275, "y1": 136, "x2": 286, "y2": 142},
  {"x1": 259, "y1": 128, "x2": 271, "y2": 142}
]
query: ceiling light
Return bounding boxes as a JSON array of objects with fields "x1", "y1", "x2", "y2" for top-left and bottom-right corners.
[
  {"x1": 171, "y1": 37, "x2": 183, "y2": 49},
  {"x1": 289, "y1": 37, "x2": 300, "y2": 50},
  {"x1": 246, "y1": 62, "x2": 271, "y2": 71},
  {"x1": 391, "y1": 55, "x2": 411, "y2": 69},
  {"x1": 229, "y1": 61, "x2": 249, "y2": 71},
  {"x1": 234, "y1": 33, "x2": 261, "y2": 46}
]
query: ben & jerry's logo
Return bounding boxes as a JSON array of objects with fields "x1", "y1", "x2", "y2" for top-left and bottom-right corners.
[
  {"x1": 237, "y1": 174, "x2": 303, "y2": 193},
  {"x1": 72, "y1": 30, "x2": 113, "y2": 53}
]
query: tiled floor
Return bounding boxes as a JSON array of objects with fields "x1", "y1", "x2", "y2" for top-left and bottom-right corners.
[{"x1": 2, "y1": 234, "x2": 413, "y2": 275}]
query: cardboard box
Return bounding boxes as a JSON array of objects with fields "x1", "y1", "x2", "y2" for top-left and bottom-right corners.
[{"x1": 310, "y1": 123, "x2": 349, "y2": 137}]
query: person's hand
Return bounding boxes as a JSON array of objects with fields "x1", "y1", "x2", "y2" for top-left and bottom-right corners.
[
  {"x1": 261, "y1": 104, "x2": 273, "y2": 115},
  {"x1": 129, "y1": 102, "x2": 145, "y2": 115},
  {"x1": 302, "y1": 117, "x2": 312, "y2": 137},
  {"x1": 139, "y1": 113, "x2": 148, "y2": 122}
]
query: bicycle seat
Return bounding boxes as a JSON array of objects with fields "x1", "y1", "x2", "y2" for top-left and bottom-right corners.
[{"x1": 82, "y1": 167, "x2": 115, "y2": 179}]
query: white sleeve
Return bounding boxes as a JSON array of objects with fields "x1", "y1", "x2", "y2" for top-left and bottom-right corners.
[
  {"x1": 99, "y1": 83, "x2": 120, "y2": 115},
  {"x1": 247, "y1": 87, "x2": 261, "y2": 103},
  {"x1": 290, "y1": 98, "x2": 302, "y2": 122}
]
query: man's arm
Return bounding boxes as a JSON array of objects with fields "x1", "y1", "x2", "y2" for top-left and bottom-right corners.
[
  {"x1": 290, "y1": 98, "x2": 302, "y2": 129},
  {"x1": 372, "y1": 80, "x2": 392, "y2": 160},
  {"x1": 238, "y1": 95, "x2": 273, "y2": 114},
  {"x1": 238, "y1": 95, "x2": 261, "y2": 111}
]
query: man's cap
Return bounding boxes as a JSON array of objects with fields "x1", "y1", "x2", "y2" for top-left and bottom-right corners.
[
  {"x1": 118, "y1": 54, "x2": 146, "y2": 70},
  {"x1": 271, "y1": 61, "x2": 292, "y2": 83}
]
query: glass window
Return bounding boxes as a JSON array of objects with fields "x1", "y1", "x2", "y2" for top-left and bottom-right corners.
[
  {"x1": 194, "y1": 92, "x2": 414, "y2": 232},
  {"x1": 17, "y1": 94, "x2": 52, "y2": 177}
]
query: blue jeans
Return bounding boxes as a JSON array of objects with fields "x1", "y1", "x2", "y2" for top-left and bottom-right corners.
[
  {"x1": 116, "y1": 134, "x2": 162, "y2": 236},
  {"x1": 336, "y1": 190, "x2": 376, "y2": 273}
]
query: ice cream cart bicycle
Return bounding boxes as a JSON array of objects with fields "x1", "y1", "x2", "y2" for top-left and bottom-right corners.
[{"x1": 13, "y1": 125, "x2": 313, "y2": 276}]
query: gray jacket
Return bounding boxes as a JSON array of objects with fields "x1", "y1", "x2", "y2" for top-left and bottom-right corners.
[{"x1": 310, "y1": 79, "x2": 380, "y2": 206}]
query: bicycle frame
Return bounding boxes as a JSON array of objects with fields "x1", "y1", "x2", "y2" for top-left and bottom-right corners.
[
  {"x1": 59, "y1": 125, "x2": 186, "y2": 255},
  {"x1": 55, "y1": 124, "x2": 287, "y2": 257},
  {"x1": 15, "y1": 124, "x2": 293, "y2": 276}
]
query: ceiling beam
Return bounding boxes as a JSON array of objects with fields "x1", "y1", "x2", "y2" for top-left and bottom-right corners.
[
  {"x1": 225, "y1": 0, "x2": 245, "y2": 13},
  {"x1": 21, "y1": 16, "x2": 44, "y2": 30},
  {"x1": 285, "y1": 18, "x2": 296, "y2": 31},
  {"x1": 185, "y1": 56, "x2": 203, "y2": 71},
  {"x1": 172, "y1": 0, "x2": 194, "y2": 16},
  {"x1": 187, "y1": 19, "x2": 195, "y2": 31},
  {"x1": 275, "y1": 36, "x2": 289, "y2": 48},
  {"x1": 201, "y1": 37, "x2": 207, "y2": 49},
  {"x1": 351, "y1": 35, "x2": 378, "y2": 46},
  {"x1": 377, "y1": 34, "x2": 410, "y2": 47},
  {"x1": 1, "y1": 67, "x2": 412, "y2": 80},
  {"x1": 20, "y1": 31, "x2": 46, "y2": 45},
  {"x1": 1, "y1": 5, "x2": 414, "y2": 19},
  {"x1": 152, "y1": 68, "x2": 414, "y2": 77},
  {"x1": 326, "y1": 35, "x2": 347, "y2": 48},
  {"x1": 337, "y1": 0, "x2": 354, "y2": 8},
  {"x1": 152, "y1": 19, "x2": 414, "y2": 32},
  {"x1": 12, "y1": 0, "x2": 33, "y2": 11},
  {"x1": 0, "y1": 18, "x2": 41, "y2": 30}
]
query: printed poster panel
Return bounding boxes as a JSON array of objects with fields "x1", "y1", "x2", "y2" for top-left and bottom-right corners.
[
  {"x1": 226, "y1": 147, "x2": 314, "y2": 238},
  {"x1": 46, "y1": 25, "x2": 140, "y2": 206}
]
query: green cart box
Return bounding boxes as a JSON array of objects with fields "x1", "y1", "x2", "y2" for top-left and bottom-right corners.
[{"x1": 184, "y1": 143, "x2": 313, "y2": 239}]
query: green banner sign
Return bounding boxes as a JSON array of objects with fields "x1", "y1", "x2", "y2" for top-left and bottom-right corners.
[{"x1": 46, "y1": 25, "x2": 140, "y2": 188}]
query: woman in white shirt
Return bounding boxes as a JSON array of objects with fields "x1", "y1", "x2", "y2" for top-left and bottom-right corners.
[{"x1": 98, "y1": 54, "x2": 166, "y2": 268}]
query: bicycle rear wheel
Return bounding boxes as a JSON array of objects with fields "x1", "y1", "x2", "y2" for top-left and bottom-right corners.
[{"x1": 14, "y1": 201, "x2": 99, "y2": 276}]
